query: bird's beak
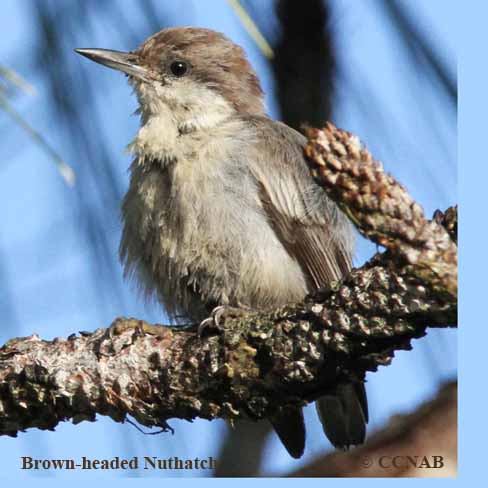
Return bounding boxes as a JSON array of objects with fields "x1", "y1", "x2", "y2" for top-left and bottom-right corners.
[{"x1": 74, "y1": 48, "x2": 149, "y2": 81}]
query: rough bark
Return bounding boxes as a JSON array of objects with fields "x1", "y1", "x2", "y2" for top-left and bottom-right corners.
[
  {"x1": 289, "y1": 381, "x2": 457, "y2": 477},
  {"x1": 305, "y1": 123, "x2": 457, "y2": 299},
  {"x1": 0, "y1": 123, "x2": 457, "y2": 438}
]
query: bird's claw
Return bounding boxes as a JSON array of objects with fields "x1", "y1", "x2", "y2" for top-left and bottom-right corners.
[{"x1": 198, "y1": 305, "x2": 248, "y2": 337}]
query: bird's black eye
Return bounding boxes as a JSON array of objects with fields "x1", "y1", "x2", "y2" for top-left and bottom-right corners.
[{"x1": 170, "y1": 61, "x2": 188, "y2": 77}]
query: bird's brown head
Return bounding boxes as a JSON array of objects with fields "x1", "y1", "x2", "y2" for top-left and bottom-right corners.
[{"x1": 75, "y1": 27, "x2": 265, "y2": 124}]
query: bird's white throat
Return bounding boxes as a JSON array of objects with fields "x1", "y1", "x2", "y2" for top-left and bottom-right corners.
[{"x1": 127, "y1": 78, "x2": 236, "y2": 164}]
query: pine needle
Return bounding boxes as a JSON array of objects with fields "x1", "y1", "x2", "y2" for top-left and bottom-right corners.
[
  {"x1": 0, "y1": 92, "x2": 75, "y2": 186},
  {"x1": 0, "y1": 65, "x2": 37, "y2": 96},
  {"x1": 227, "y1": 0, "x2": 274, "y2": 59}
]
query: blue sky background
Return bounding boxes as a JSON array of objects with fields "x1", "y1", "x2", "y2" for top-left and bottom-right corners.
[{"x1": 0, "y1": 0, "x2": 456, "y2": 479}]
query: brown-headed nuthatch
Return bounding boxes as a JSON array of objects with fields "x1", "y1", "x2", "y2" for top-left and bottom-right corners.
[{"x1": 76, "y1": 27, "x2": 367, "y2": 459}]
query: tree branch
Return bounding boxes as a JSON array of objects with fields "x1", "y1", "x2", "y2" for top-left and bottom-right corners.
[
  {"x1": 0, "y1": 123, "x2": 457, "y2": 437},
  {"x1": 305, "y1": 123, "x2": 457, "y2": 299}
]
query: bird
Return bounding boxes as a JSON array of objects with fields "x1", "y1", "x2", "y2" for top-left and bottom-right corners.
[{"x1": 75, "y1": 26, "x2": 368, "y2": 459}]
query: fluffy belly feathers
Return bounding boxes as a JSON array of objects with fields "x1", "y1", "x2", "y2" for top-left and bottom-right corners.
[{"x1": 121, "y1": 161, "x2": 308, "y2": 321}]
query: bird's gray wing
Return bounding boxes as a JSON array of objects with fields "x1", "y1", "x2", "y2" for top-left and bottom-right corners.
[
  {"x1": 243, "y1": 116, "x2": 367, "y2": 451},
  {"x1": 244, "y1": 116, "x2": 353, "y2": 289}
]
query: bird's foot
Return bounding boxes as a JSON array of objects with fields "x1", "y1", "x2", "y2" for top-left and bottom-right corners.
[
  {"x1": 198, "y1": 305, "x2": 250, "y2": 337},
  {"x1": 97, "y1": 318, "x2": 168, "y2": 357},
  {"x1": 106, "y1": 318, "x2": 167, "y2": 338}
]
